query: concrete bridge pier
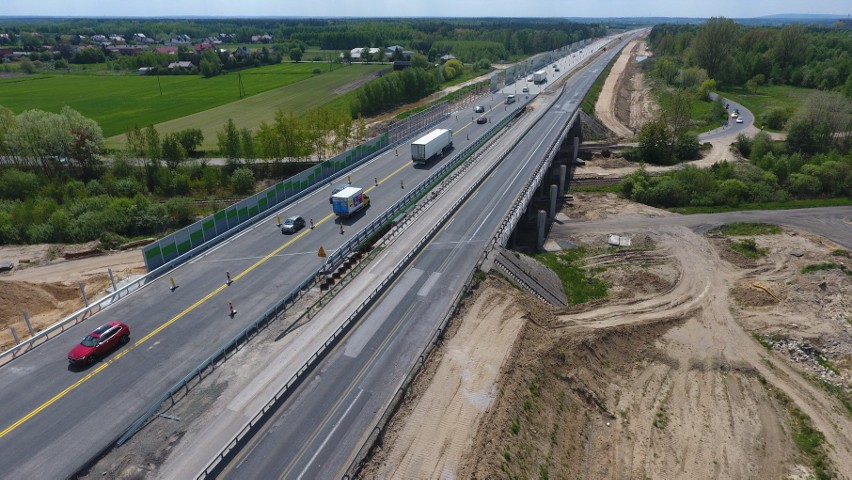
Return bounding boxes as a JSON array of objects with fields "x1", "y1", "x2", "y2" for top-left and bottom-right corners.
[
  {"x1": 549, "y1": 184, "x2": 557, "y2": 219},
  {"x1": 558, "y1": 164, "x2": 567, "y2": 197},
  {"x1": 537, "y1": 210, "x2": 546, "y2": 250}
]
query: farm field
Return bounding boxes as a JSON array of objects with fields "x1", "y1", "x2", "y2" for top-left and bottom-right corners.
[
  {"x1": 0, "y1": 62, "x2": 388, "y2": 147},
  {"x1": 107, "y1": 63, "x2": 388, "y2": 150}
]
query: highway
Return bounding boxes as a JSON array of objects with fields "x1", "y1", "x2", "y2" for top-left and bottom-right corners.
[
  {"x1": 218, "y1": 37, "x2": 632, "y2": 479},
  {"x1": 0, "y1": 75, "x2": 520, "y2": 478}
]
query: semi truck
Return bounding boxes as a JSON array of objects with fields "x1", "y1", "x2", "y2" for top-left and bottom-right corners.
[
  {"x1": 533, "y1": 70, "x2": 547, "y2": 84},
  {"x1": 411, "y1": 128, "x2": 453, "y2": 165},
  {"x1": 331, "y1": 186, "x2": 370, "y2": 217}
]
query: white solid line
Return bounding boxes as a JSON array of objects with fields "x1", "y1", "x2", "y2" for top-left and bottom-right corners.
[{"x1": 297, "y1": 388, "x2": 364, "y2": 480}]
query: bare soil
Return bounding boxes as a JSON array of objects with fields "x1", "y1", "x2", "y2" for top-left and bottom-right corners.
[
  {"x1": 363, "y1": 192, "x2": 852, "y2": 479},
  {"x1": 0, "y1": 243, "x2": 145, "y2": 350}
]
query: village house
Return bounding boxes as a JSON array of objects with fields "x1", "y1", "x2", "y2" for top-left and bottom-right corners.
[
  {"x1": 155, "y1": 46, "x2": 178, "y2": 55},
  {"x1": 167, "y1": 61, "x2": 193, "y2": 70},
  {"x1": 170, "y1": 34, "x2": 191, "y2": 45}
]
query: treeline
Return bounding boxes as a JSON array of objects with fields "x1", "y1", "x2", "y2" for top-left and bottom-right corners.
[
  {"x1": 352, "y1": 67, "x2": 441, "y2": 117},
  {"x1": 0, "y1": 105, "x2": 104, "y2": 178},
  {"x1": 648, "y1": 19, "x2": 852, "y2": 96},
  {"x1": 1, "y1": 17, "x2": 604, "y2": 67}
]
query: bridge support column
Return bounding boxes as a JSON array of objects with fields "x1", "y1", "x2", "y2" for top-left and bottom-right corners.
[
  {"x1": 572, "y1": 136, "x2": 579, "y2": 164},
  {"x1": 558, "y1": 164, "x2": 567, "y2": 197},
  {"x1": 549, "y1": 185, "x2": 557, "y2": 220},
  {"x1": 537, "y1": 210, "x2": 546, "y2": 250}
]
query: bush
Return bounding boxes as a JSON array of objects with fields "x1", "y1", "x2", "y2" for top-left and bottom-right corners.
[
  {"x1": 165, "y1": 196, "x2": 195, "y2": 226},
  {"x1": 0, "y1": 169, "x2": 41, "y2": 200},
  {"x1": 312, "y1": 68, "x2": 321, "y2": 74},
  {"x1": 231, "y1": 167, "x2": 255, "y2": 195}
]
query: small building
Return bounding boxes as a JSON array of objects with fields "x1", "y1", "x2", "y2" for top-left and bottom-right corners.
[
  {"x1": 170, "y1": 34, "x2": 191, "y2": 45},
  {"x1": 155, "y1": 46, "x2": 178, "y2": 55},
  {"x1": 168, "y1": 61, "x2": 193, "y2": 70},
  {"x1": 193, "y1": 43, "x2": 214, "y2": 53},
  {"x1": 393, "y1": 60, "x2": 411, "y2": 70},
  {"x1": 251, "y1": 34, "x2": 272, "y2": 43},
  {"x1": 138, "y1": 67, "x2": 152, "y2": 75},
  {"x1": 439, "y1": 54, "x2": 457, "y2": 64}
]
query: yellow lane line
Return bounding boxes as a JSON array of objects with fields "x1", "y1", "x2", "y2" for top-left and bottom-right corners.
[{"x1": 0, "y1": 210, "x2": 331, "y2": 438}]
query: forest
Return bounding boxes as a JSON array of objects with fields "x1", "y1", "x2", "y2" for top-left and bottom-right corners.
[{"x1": 623, "y1": 20, "x2": 851, "y2": 208}]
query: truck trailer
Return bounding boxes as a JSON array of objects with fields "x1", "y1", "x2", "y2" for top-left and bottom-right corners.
[
  {"x1": 411, "y1": 128, "x2": 453, "y2": 165},
  {"x1": 331, "y1": 186, "x2": 370, "y2": 217},
  {"x1": 533, "y1": 70, "x2": 547, "y2": 84}
]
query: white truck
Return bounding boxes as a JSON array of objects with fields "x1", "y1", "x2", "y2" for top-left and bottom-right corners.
[
  {"x1": 331, "y1": 186, "x2": 370, "y2": 217},
  {"x1": 533, "y1": 70, "x2": 547, "y2": 84},
  {"x1": 411, "y1": 128, "x2": 453, "y2": 165}
]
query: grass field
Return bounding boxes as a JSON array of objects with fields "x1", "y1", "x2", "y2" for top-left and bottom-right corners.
[
  {"x1": 718, "y1": 85, "x2": 813, "y2": 130},
  {"x1": 0, "y1": 62, "x2": 388, "y2": 148},
  {"x1": 107, "y1": 63, "x2": 389, "y2": 150}
]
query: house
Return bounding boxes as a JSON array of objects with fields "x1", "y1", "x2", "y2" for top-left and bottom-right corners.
[
  {"x1": 91, "y1": 34, "x2": 107, "y2": 44},
  {"x1": 350, "y1": 47, "x2": 381, "y2": 60},
  {"x1": 218, "y1": 33, "x2": 235, "y2": 41},
  {"x1": 133, "y1": 33, "x2": 147, "y2": 43},
  {"x1": 170, "y1": 34, "x2": 191, "y2": 45},
  {"x1": 251, "y1": 34, "x2": 272, "y2": 43},
  {"x1": 0, "y1": 48, "x2": 15, "y2": 60},
  {"x1": 204, "y1": 37, "x2": 223, "y2": 45},
  {"x1": 155, "y1": 46, "x2": 178, "y2": 55},
  {"x1": 168, "y1": 61, "x2": 193, "y2": 70},
  {"x1": 194, "y1": 43, "x2": 214, "y2": 53},
  {"x1": 138, "y1": 67, "x2": 152, "y2": 75},
  {"x1": 233, "y1": 46, "x2": 250, "y2": 57},
  {"x1": 106, "y1": 45, "x2": 148, "y2": 56},
  {"x1": 392, "y1": 60, "x2": 411, "y2": 70},
  {"x1": 109, "y1": 35, "x2": 125, "y2": 44},
  {"x1": 439, "y1": 54, "x2": 457, "y2": 64}
]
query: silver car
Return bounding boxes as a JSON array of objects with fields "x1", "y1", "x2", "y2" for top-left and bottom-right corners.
[{"x1": 281, "y1": 216, "x2": 306, "y2": 234}]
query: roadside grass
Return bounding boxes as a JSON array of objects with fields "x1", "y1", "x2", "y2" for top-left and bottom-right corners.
[
  {"x1": 580, "y1": 53, "x2": 617, "y2": 115},
  {"x1": 730, "y1": 238, "x2": 767, "y2": 259},
  {"x1": 810, "y1": 375, "x2": 852, "y2": 416},
  {"x1": 719, "y1": 222, "x2": 782, "y2": 236},
  {"x1": 532, "y1": 248, "x2": 608, "y2": 304},
  {"x1": 570, "y1": 184, "x2": 622, "y2": 193},
  {"x1": 0, "y1": 63, "x2": 386, "y2": 145},
  {"x1": 670, "y1": 197, "x2": 852, "y2": 214},
  {"x1": 717, "y1": 85, "x2": 813, "y2": 131},
  {"x1": 766, "y1": 385, "x2": 834, "y2": 478},
  {"x1": 800, "y1": 262, "x2": 851, "y2": 277}
]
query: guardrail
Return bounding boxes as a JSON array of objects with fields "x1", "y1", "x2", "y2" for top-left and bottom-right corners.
[
  {"x1": 0, "y1": 273, "x2": 149, "y2": 365},
  {"x1": 194, "y1": 105, "x2": 525, "y2": 479},
  {"x1": 494, "y1": 105, "x2": 578, "y2": 247},
  {"x1": 117, "y1": 102, "x2": 523, "y2": 457},
  {"x1": 0, "y1": 103, "x2": 455, "y2": 367}
]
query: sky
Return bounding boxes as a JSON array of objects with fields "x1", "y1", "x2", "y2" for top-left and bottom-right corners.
[{"x1": 1, "y1": 0, "x2": 850, "y2": 19}]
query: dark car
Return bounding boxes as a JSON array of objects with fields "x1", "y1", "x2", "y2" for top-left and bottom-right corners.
[
  {"x1": 474, "y1": 105, "x2": 485, "y2": 113},
  {"x1": 329, "y1": 183, "x2": 350, "y2": 204},
  {"x1": 68, "y1": 321, "x2": 130, "y2": 366},
  {"x1": 281, "y1": 215, "x2": 306, "y2": 234},
  {"x1": 476, "y1": 117, "x2": 488, "y2": 124}
]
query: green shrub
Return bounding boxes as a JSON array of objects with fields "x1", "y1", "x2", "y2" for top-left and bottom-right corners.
[
  {"x1": 231, "y1": 167, "x2": 255, "y2": 195},
  {"x1": 0, "y1": 169, "x2": 41, "y2": 201}
]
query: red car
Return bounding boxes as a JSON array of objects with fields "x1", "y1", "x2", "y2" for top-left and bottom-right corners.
[{"x1": 68, "y1": 321, "x2": 130, "y2": 366}]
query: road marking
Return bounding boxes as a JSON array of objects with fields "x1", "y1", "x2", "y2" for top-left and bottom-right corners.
[
  {"x1": 297, "y1": 388, "x2": 364, "y2": 480},
  {"x1": 0, "y1": 212, "x2": 327, "y2": 439}
]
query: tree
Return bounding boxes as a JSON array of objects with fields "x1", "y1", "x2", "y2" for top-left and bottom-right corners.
[
  {"x1": 691, "y1": 17, "x2": 737, "y2": 80},
  {"x1": 175, "y1": 128, "x2": 203, "y2": 155},
  {"x1": 289, "y1": 47, "x2": 303, "y2": 62},
  {"x1": 217, "y1": 118, "x2": 241, "y2": 160},
  {"x1": 143, "y1": 125, "x2": 161, "y2": 161},
  {"x1": 230, "y1": 167, "x2": 255, "y2": 195},
  {"x1": 773, "y1": 24, "x2": 807, "y2": 70},
  {"x1": 161, "y1": 132, "x2": 187, "y2": 170},
  {"x1": 637, "y1": 120, "x2": 673, "y2": 164}
]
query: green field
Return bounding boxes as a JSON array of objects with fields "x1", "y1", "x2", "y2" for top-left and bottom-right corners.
[
  {"x1": 0, "y1": 63, "x2": 388, "y2": 149},
  {"x1": 718, "y1": 85, "x2": 813, "y2": 130}
]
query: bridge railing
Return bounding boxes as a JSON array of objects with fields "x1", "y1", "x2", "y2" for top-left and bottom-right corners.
[{"x1": 119, "y1": 105, "x2": 524, "y2": 465}]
